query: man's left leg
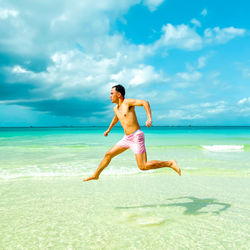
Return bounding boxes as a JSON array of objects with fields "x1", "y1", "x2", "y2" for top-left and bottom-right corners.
[
  {"x1": 135, "y1": 152, "x2": 181, "y2": 176},
  {"x1": 83, "y1": 145, "x2": 128, "y2": 182}
]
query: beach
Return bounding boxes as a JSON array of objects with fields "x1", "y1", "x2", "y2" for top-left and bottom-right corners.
[{"x1": 0, "y1": 127, "x2": 250, "y2": 249}]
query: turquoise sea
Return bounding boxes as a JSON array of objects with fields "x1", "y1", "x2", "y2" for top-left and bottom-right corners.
[{"x1": 0, "y1": 126, "x2": 250, "y2": 249}]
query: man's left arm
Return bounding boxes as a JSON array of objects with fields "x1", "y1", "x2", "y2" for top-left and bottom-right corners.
[{"x1": 126, "y1": 99, "x2": 152, "y2": 127}]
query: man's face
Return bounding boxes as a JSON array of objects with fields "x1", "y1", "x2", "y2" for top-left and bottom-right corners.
[{"x1": 110, "y1": 88, "x2": 119, "y2": 103}]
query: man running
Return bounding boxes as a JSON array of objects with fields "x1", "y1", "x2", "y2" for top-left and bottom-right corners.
[{"x1": 83, "y1": 84, "x2": 181, "y2": 182}]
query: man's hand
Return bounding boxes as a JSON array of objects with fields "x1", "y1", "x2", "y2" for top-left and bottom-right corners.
[
  {"x1": 146, "y1": 119, "x2": 152, "y2": 128},
  {"x1": 104, "y1": 130, "x2": 110, "y2": 136}
]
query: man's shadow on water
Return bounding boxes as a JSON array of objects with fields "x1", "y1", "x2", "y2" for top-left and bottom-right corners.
[{"x1": 115, "y1": 196, "x2": 231, "y2": 215}]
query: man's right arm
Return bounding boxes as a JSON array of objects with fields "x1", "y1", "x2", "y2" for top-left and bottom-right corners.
[{"x1": 104, "y1": 114, "x2": 119, "y2": 136}]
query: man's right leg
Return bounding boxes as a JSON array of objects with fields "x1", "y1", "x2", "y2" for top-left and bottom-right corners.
[
  {"x1": 135, "y1": 152, "x2": 181, "y2": 176},
  {"x1": 83, "y1": 145, "x2": 128, "y2": 182}
]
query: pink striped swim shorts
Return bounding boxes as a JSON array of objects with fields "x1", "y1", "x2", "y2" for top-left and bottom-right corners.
[{"x1": 116, "y1": 129, "x2": 146, "y2": 154}]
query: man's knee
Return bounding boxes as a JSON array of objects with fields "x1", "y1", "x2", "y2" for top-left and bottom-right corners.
[
  {"x1": 138, "y1": 163, "x2": 147, "y2": 171},
  {"x1": 104, "y1": 151, "x2": 113, "y2": 160}
]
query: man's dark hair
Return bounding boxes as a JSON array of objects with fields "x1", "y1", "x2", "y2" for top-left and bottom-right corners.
[{"x1": 112, "y1": 84, "x2": 125, "y2": 98}]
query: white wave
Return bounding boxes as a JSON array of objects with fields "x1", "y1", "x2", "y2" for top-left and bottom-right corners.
[
  {"x1": 0, "y1": 167, "x2": 141, "y2": 180},
  {"x1": 202, "y1": 145, "x2": 244, "y2": 152},
  {"x1": 0, "y1": 172, "x2": 82, "y2": 180}
]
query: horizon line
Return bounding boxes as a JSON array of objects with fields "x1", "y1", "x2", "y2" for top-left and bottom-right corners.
[{"x1": 1, "y1": 125, "x2": 250, "y2": 128}]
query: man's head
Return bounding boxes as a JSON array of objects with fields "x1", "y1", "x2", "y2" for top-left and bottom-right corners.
[{"x1": 110, "y1": 84, "x2": 125, "y2": 103}]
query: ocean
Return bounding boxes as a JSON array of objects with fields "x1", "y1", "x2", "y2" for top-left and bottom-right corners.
[{"x1": 0, "y1": 126, "x2": 249, "y2": 249}]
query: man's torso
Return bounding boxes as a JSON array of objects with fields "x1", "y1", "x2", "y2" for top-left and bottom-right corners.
[{"x1": 114, "y1": 99, "x2": 140, "y2": 135}]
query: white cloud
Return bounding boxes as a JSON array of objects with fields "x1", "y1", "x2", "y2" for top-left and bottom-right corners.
[
  {"x1": 190, "y1": 18, "x2": 201, "y2": 27},
  {"x1": 155, "y1": 99, "x2": 250, "y2": 123},
  {"x1": 238, "y1": 107, "x2": 250, "y2": 115},
  {"x1": 167, "y1": 101, "x2": 229, "y2": 120},
  {"x1": 1, "y1": 0, "x2": 248, "y2": 126},
  {"x1": 201, "y1": 8, "x2": 207, "y2": 16},
  {"x1": 168, "y1": 59, "x2": 205, "y2": 88},
  {"x1": 0, "y1": 8, "x2": 18, "y2": 19},
  {"x1": 201, "y1": 101, "x2": 227, "y2": 114},
  {"x1": 197, "y1": 56, "x2": 207, "y2": 68},
  {"x1": 135, "y1": 90, "x2": 176, "y2": 104},
  {"x1": 165, "y1": 101, "x2": 230, "y2": 122},
  {"x1": 176, "y1": 71, "x2": 202, "y2": 82},
  {"x1": 111, "y1": 64, "x2": 166, "y2": 86},
  {"x1": 143, "y1": 0, "x2": 164, "y2": 11},
  {"x1": 0, "y1": 98, "x2": 47, "y2": 105},
  {"x1": 152, "y1": 23, "x2": 246, "y2": 53},
  {"x1": 204, "y1": 26, "x2": 246, "y2": 44},
  {"x1": 206, "y1": 71, "x2": 221, "y2": 86},
  {"x1": 154, "y1": 23, "x2": 203, "y2": 51},
  {"x1": 130, "y1": 66, "x2": 160, "y2": 85},
  {"x1": 166, "y1": 110, "x2": 204, "y2": 120},
  {"x1": 50, "y1": 14, "x2": 69, "y2": 29},
  {"x1": 184, "y1": 55, "x2": 209, "y2": 73},
  {"x1": 200, "y1": 102, "x2": 218, "y2": 108},
  {"x1": 0, "y1": 1, "x2": 246, "y2": 66},
  {"x1": 207, "y1": 107, "x2": 226, "y2": 114},
  {"x1": 12, "y1": 65, "x2": 28, "y2": 74},
  {"x1": 7, "y1": 48, "x2": 166, "y2": 101},
  {"x1": 209, "y1": 71, "x2": 221, "y2": 79},
  {"x1": 7, "y1": 50, "x2": 118, "y2": 99},
  {"x1": 238, "y1": 97, "x2": 250, "y2": 105},
  {"x1": 0, "y1": 0, "x2": 144, "y2": 57}
]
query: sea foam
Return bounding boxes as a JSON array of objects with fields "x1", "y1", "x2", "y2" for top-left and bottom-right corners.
[
  {"x1": 202, "y1": 145, "x2": 244, "y2": 152},
  {"x1": 0, "y1": 166, "x2": 141, "y2": 180}
]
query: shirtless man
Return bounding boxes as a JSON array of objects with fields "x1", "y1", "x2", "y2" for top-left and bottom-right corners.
[{"x1": 83, "y1": 84, "x2": 181, "y2": 182}]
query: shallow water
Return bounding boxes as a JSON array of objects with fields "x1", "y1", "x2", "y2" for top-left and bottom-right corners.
[
  {"x1": 0, "y1": 126, "x2": 249, "y2": 179},
  {"x1": 0, "y1": 175, "x2": 249, "y2": 249},
  {"x1": 0, "y1": 127, "x2": 249, "y2": 249}
]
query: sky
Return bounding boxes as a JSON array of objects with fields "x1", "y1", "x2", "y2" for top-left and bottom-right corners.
[{"x1": 0, "y1": 0, "x2": 250, "y2": 127}]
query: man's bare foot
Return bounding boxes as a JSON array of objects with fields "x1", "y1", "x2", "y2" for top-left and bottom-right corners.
[
  {"x1": 83, "y1": 175, "x2": 99, "y2": 182},
  {"x1": 170, "y1": 160, "x2": 181, "y2": 176}
]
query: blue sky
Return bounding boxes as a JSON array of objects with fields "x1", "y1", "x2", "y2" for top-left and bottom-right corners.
[{"x1": 0, "y1": 0, "x2": 249, "y2": 126}]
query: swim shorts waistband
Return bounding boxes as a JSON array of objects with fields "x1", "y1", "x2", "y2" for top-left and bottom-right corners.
[{"x1": 126, "y1": 129, "x2": 142, "y2": 136}]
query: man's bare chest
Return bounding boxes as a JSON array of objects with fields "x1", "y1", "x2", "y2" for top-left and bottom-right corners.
[{"x1": 115, "y1": 105, "x2": 134, "y2": 119}]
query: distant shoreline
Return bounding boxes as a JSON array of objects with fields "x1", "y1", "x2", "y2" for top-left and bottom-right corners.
[{"x1": 0, "y1": 126, "x2": 250, "y2": 128}]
